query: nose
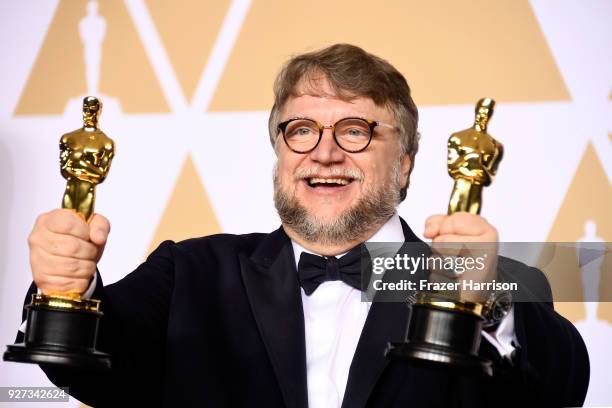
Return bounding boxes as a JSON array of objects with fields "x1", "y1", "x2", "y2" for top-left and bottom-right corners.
[{"x1": 308, "y1": 127, "x2": 345, "y2": 164}]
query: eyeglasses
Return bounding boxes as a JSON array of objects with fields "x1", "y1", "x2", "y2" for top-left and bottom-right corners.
[{"x1": 277, "y1": 117, "x2": 396, "y2": 153}]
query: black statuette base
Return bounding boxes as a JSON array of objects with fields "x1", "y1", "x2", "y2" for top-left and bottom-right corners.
[
  {"x1": 386, "y1": 303, "x2": 492, "y2": 376},
  {"x1": 3, "y1": 303, "x2": 110, "y2": 371},
  {"x1": 4, "y1": 343, "x2": 110, "y2": 370}
]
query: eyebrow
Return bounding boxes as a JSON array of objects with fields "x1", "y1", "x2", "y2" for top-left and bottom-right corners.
[{"x1": 282, "y1": 114, "x2": 371, "y2": 122}]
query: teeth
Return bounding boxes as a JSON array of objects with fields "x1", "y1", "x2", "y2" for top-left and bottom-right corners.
[{"x1": 308, "y1": 178, "x2": 350, "y2": 186}]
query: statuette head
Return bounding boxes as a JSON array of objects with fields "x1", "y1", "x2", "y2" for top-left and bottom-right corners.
[
  {"x1": 474, "y1": 98, "x2": 495, "y2": 131},
  {"x1": 82, "y1": 96, "x2": 102, "y2": 130}
]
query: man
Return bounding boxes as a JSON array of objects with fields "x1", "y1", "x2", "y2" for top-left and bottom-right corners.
[{"x1": 20, "y1": 44, "x2": 588, "y2": 407}]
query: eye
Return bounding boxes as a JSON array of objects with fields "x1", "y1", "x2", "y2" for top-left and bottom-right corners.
[
  {"x1": 338, "y1": 125, "x2": 370, "y2": 139},
  {"x1": 346, "y1": 127, "x2": 368, "y2": 137},
  {"x1": 285, "y1": 119, "x2": 318, "y2": 138},
  {"x1": 293, "y1": 127, "x2": 314, "y2": 136},
  {"x1": 335, "y1": 118, "x2": 371, "y2": 140}
]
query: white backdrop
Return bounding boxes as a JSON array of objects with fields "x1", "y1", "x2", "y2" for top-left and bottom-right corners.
[{"x1": 0, "y1": 0, "x2": 610, "y2": 406}]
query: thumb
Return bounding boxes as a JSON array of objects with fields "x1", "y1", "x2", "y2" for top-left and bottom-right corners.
[
  {"x1": 424, "y1": 214, "x2": 446, "y2": 239},
  {"x1": 89, "y1": 213, "x2": 111, "y2": 249}
]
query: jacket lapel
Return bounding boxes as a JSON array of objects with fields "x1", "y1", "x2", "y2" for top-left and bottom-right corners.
[
  {"x1": 239, "y1": 227, "x2": 308, "y2": 408},
  {"x1": 341, "y1": 217, "x2": 422, "y2": 408}
]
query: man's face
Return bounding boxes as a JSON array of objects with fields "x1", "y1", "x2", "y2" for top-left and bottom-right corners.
[{"x1": 273, "y1": 79, "x2": 411, "y2": 245}]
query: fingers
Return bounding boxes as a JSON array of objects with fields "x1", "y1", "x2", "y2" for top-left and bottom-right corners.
[
  {"x1": 41, "y1": 209, "x2": 90, "y2": 241},
  {"x1": 30, "y1": 237, "x2": 97, "y2": 283},
  {"x1": 29, "y1": 209, "x2": 109, "y2": 296},
  {"x1": 31, "y1": 249, "x2": 95, "y2": 294},
  {"x1": 30, "y1": 249, "x2": 96, "y2": 280},
  {"x1": 424, "y1": 212, "x2": 497, "y2": 242},
  {"x1": 424, "y1": 214, "x2": 446, "y2": 238},
  {"x1": 433, "y1": 234, "x2": 488, "y2": 243},
  {"x1": 89, "y1": 214, "x2": 110, "y2": 247},
  {"x1": 34, "y1": 229, "x2": 99, "y2": 260},
  {"x1": 438, "y1": 213, "x2": 491, "y2": 237}
]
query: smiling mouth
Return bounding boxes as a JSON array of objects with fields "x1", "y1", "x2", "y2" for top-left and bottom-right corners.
[{"x1": 306, "y1": 177, "x2": 354, "y2": 188}]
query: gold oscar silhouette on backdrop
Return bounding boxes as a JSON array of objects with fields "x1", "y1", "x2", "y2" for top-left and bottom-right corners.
[
  {"x1": 4, "y1": 97, "x2": 114, "y2": 370},
  {"x1": 387, "y1": 98, "x2": 504, "y2": 376}
]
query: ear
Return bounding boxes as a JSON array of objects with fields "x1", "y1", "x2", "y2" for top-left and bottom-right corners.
[{"x1": 400, "y1": 154, "x2": 411, "y2": 189}]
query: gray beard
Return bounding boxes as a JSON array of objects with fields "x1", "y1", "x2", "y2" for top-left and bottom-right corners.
[{"x1": 273, "y1": 161, "x2": 402, "y2": 246}]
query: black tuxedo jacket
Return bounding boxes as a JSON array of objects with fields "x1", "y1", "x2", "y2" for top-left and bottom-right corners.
[{"x1": 18, "y1": 219, "x2": 589, "y2": 407}]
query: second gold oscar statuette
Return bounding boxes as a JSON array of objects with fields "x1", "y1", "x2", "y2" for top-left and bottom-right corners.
[{"x1": 386, "y1": 98, "x2": 504, "y2": 376}]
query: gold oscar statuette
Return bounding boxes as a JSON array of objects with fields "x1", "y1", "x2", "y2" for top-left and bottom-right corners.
[
  {"x1": 387, "y1": 98, "x2": 503, "y2": 376},
  {"x1": 4, "y1": 96, "x2": 114, "y2": 370},
  {"x1": 60, "y1": 96, "x2": 115, "y2": 225},
  {"x1": 447, "y1": 98, "x2": 503, "y2": 215}
]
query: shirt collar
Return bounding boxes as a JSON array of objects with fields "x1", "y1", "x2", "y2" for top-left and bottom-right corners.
[{"x1": 290, "y1": 212, "x2": 404, "y2": 269}]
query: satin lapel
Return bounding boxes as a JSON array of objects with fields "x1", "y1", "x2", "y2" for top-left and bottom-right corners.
[
  {"x1": 341, "y1": 217, "x2": 422, "y2": 408},
  {"x1": 341, "y1": 300, "x2": 410, "y2": 408},
  {"x1": 239, "y1": 227, "x2": 308, "y2": 408},
  {"x1": 399, "y1": 217, "x2": 421, "y2": 243}
]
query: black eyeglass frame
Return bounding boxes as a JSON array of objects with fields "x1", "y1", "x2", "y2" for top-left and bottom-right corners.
[{"x1": 277, "y1": 117, "x2": 396, "y2": 154}]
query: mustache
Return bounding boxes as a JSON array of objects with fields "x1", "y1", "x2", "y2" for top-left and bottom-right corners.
[{"x1": 293, "y1": 166, "x2": 365, "y2": 181}]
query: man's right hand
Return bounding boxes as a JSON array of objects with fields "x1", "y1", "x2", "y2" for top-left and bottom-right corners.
[{"x1": 28, "y1": 209, "x2": 110, "y2": 296}]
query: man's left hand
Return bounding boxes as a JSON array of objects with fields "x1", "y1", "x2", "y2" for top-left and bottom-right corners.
[{"x1": 424, "y1": 212, "x2": 499, "y2": 302}]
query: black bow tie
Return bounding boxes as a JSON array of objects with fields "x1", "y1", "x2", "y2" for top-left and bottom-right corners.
[{"x1": 297, "y1": 246, "x2": 363, "y2": 295}]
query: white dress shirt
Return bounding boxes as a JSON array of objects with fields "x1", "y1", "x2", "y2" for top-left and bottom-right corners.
[{"x1": 292, "y1": 212, "x2": 518, "y2": 408}]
